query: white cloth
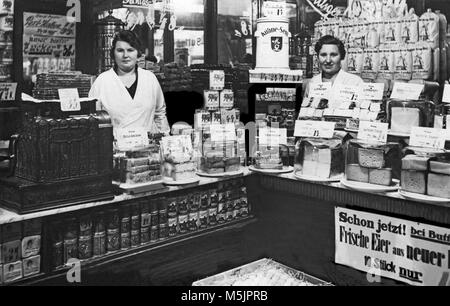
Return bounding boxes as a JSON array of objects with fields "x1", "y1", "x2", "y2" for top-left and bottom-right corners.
[
  {"x1": 89, "y1": 67, "x2": 170, "y2": 134},
  {"x1": 305, "y1": 69, "x2": 365, "y2": 98}
]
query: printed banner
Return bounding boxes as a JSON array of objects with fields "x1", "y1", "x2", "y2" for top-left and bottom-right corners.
[
  {"x1": 335, "y1": 207, "x2": 450, "y2": 286},
  {"x1": 23, "y1": 12, "x2": 76, "y2": 38},
  {"x1": 23, "y1": 34, "x2": 75, "y2": 58}
]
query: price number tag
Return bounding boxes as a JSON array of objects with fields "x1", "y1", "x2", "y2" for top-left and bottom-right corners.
[
  {"x1": 358, "y1": 121, "x2": 388, "y2": 143},
  {"x1": 115, "y1": 128, "x2": 149, "y2": 150},
  {"x1": 359, "y1": 83, "x2": 385, "y2": 101},
  {"x1": 294, "y1": 120, "x2": 336, "y2": 138},
  {"x1": 410, "y1": 127, "x2": 446, "y2": 150},
  {"x1": 309, "y1": 82, "x2": 331, "y2": 99},
  {"x1": 391, "y1": 82, "x2": 424, "y2": 100}
]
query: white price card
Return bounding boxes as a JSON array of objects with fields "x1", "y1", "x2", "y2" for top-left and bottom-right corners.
[
  {"x1": 259, "y1": 128, "x2": 287, "y2": 146},
  {"x1": 115, "y1": 128, "x2": 149, "y2": 150},
  {"x1": 333, "y1": 84, "x2": 359, "y2": 102},
  {"x1": 294, "y1": 120, "x2": 336, "y2": 138},
  {"x1": 309, "y1": 82, "x2": 331, "y2": 99},
  {"x1": 359, "y1": 83, "x2": 385, "y2": 101},
  {"x1": 210, "y1": 124, "x2": 236, "y2": 142},
  {"x1": 0, "y1": 83, "x2": 17, "y2": 101},
  {"x1": 390, "y1": 82, "x2": 424, "y2": 100},
  {"x1": 409, "y1": 127, "x2": 446, "y2": 150},
  {"x1": 210, "y1": 70, "x2": 225, "y2": 90},
  {"x1": 358, "y1": 121, "x2": 388, "y2": 143},
  {"x1": 58, "y1": 88, "x2": 80, "y2": 112},
  {"x1": 262, "y1": 1, "x2": 286, "y2": 17},
  {"x1": 442, "y1": 84, "x2": 450, "y2": 103}
]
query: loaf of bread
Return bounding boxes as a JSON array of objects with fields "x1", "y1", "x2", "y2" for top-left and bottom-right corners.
[
  {"x1": 402, "y1": 155, "x2": 429, "y2": 171},
  {"x1": 401, "y1": 170, "x2": 426, "y2": 194},
  {"x1": 427, "y1": 173, "x2": 450, "y2": 198},
  {"x1": 369, "y1": 168, "x2": 392, "y2": 186},
  {"x1": 358, "y1": 148, "x2": 385, "y2": 169},
  {"x1": 346, "y1": 164, "x2": 369, "y2": 183},
  {"x1": 430, "y1": 160, "x2": 450, "y2": 175}
]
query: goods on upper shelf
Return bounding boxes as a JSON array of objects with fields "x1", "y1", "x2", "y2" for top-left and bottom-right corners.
[
  {"x1": 32, "y1": 72, "x2": 94, "y2": 100},
  {"x1": 400, "y1": 147, "x2": 450, "y2": 198},
  {"x1": 345, "y1": 140, "x2": 401, "y2": 186}
]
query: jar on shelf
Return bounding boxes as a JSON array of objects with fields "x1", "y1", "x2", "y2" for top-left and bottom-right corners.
[
  {"x1": 294, "y1": 137, "x2": 345, "y2": 180},
  {"x1": 345, "y1": 140, "x2": 402, "y2": 186},
  {"x1": 400, "y1": 146, "x2": 449, "y2": 197},
  {"x1": 386, "y1": 99, "x2": 435, "y2": 136}
]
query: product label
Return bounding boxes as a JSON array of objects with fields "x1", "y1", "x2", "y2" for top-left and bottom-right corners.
[
  {"x1": 115, "y1": 128, "x2": 149, "y2": 151},
  {"x1": 58, "y1": 88, "x2": 80, "y2": 112},
  {"x1": 359, "y1": 83, "x2": 385, "y2": 101},
  {"x1": 210, "y1": 70, "x2": 225, "y2": 90},
  {"x1": 391, "y1": 82, "x2": 423, "y2": 100},
  {"x1": 358, "y1": 121, "x2": 388, "y2": 143},
  {"x1": 410, "y1": 127, "x2": 446, "y2": 150},
  {"x1": 294, "y1": 120, "x2": 335, "y2": 138},
  {"x1": 309, "y1": 82, "x2": 331, "y2": 99}
]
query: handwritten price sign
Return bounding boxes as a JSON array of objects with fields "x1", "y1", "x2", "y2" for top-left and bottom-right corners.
[
  {"x1": 391, "y1": 83, "x2": 424, "y2": 100},
  {"x1": 358, "y1": 121, "x2": 388, "y2": 143},
  {"x1": 58, "y1": 88, "x2": 80, "y2": 112},
  {"x1": 0, "y1": 83, "x2": 17, "y2": 101},
  {"x1": 294, "y1": 120, "x2": 336, "y2": 138},
  {"x1": 409, "y1": 127, "x2": 446, "y2": 150}
]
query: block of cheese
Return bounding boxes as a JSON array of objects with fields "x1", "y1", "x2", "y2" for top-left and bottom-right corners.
[
  {"x1": 430, "y1": 160, "x2": 450, "y2": 175},
  {"x1": 402, "y1": 155, "x2": 429, "y2": 171},
  {"x1": 401, "y1": 170, "x2": 426, "y2": 194},
  {"x1": 369, "y1": 168, "x2": 392, "y2": 186},
  {"x1": 346, "y1": 164, "x2": 369, "y2": 183},
  {"x1": 391, "y1": 107, "x2": 420, "y2": 134},
  {"x1": 358, "y1": 148, "x2": 385, "y2": 169},
  {"x1": 302, "y1": 160, "x2": 317, "y2": 176},
  {"x1": 427, "y1": 173, "x2": 450, "y2": 198}
]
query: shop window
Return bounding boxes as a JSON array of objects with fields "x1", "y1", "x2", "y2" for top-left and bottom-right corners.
[
  {"x1": 218, "y1": 0, "x2": 254, "y2": 66},
  {"x1": 173, "y1": 0, "x2": 204, "y2": 65}
]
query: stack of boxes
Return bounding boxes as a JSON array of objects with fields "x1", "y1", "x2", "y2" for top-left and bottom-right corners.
[{"x1": 1, "y1": 219, "x2": 41, "y2": 284}]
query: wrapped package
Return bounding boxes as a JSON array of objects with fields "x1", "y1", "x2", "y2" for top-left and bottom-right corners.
[
  {"x1": 419, "y1": 9, "x2": 439, "y2": 49},
  {"x1": 412, "y1": 44, "x2": 433, "y2": 80},
  {"x1": 378, "y1": 48, "x2": 395, "y2": 79},
  {"x1": 346, "y1": 48, "x2": 364, "y2": 75},
  {"x1": 362, "y1": 49, "x2": 380, "y2": 80},
  {"x1": 393, "y1": 47, "x2": 413, "y2": 80}
]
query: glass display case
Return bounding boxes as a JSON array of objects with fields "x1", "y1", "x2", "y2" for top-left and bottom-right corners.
[
  {"x1": 387, "y1": 99, "x2": 435, "y2": 136},
  {"x1": 294, "y1": 137, "x2": 345, "y2": 180}
]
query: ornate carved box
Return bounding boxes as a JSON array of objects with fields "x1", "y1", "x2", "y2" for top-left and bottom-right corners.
[{"x1": 0, "y1": 100, "x2": 115, "y2": 214}]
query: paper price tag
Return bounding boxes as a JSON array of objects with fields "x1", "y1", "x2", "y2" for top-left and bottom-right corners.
[
  {"x1": 358, "y1": 121, "x2": 388, "y2": 143},
  {"x1": 210, "y1": 124, "x2": 236, "y2": 142},
  {"x1": 210, "y1": 70, "x2": 225, "y2": 90},
  {"x1": 262, "y1": 1, "x2": 286, "y2": 17},
  {"x1": 333, "y1": 84, "x2": 359, "y2": 102},
  {"x1": 442, "y1": 84, "x2": 450, "y2": 103},
  {"x1": 410, "y1": 127, "x2": 446, "y2": 150},
  {"x1": 294, "y1": 120, "x2": 336, "y2": 138},
  {"x1": 391, "y1": 82, "x2": 424, "y2": 100},
  {"x1": 359, "y1": 83, "x2": 385, "y2": 101},
  {"x1": 58, "y1": 88, "x2": 80, "y2": 112},
  {"x1": 115, "y1": 128, "x2": 149, "y2": 150},
  {"x1": 309, "y1": 82, "x2": 331, "y2": 99},
  {"x1": 259, "y1": 128, "x2": 287, "y2": 146},
  {"x1": 0, "y1": 83, "x2": 17, "y2": 101}
]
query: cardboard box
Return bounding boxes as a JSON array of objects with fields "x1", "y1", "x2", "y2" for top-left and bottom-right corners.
[
  {"x1": 2, "y1": 240, "x2": 21, "y2": 263},
  {"x1": 1, "y1": 222, "x2": 22, "y2": 243},
  {"x1": 23, "y1": 255, "x2": 40, "y2": 277},
  {"x1": 21, "y1": 235, "x2": 41, "y2": 258},
  {"x1": 3, "y1": 261, "x2": 22, "y2": 283}
]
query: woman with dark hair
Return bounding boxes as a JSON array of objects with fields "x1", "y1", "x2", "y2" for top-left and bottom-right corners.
[
  {"x1": 305, "y1": 35, "x2": 364, "y2": 97},
  {"x1": 89, "y1": 30, "x2": 169, "y2": 134}
]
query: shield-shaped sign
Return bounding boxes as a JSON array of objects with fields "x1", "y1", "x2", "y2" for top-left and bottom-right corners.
[{"x1": 271, "y1": 37, "x2": 282, "y2": 52}]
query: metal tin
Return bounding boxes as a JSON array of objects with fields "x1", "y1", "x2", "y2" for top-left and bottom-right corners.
[
  {"x1": 158, "y1": 198, "x2": 168, "y2": 226},
  {"x1": 159, "y1": 224, "x2": 169, "y2": 241},
  {"x1": 131, "y1": 204, "x2": 141, "y2": 231},
  {"x1": 52, "y1": 241, "x2": 64, "y2": 269},
  {"x1": 121, "y1": 206, "x2": 131, "y2": 234},
  {"x1": 106, "y1": 229, "x2": 120, "y2": 252},
  {"x1": 208, "y1": 207, "x2": 218, "y2": 226},
  {"x1": 199, "y1": 209, "x2": 208, "y2": 229},
  {"x1": 200, "y1": 190, "x2": 210, "y2": 209},
  {"x1": 141, "y1": 202, "x2": 151, "y2": 228},
  {"x1": 226, "y1": 207, "x2": 234, "y2": 222},
  {"x1": 78, "y1": 235, "x2": 92, "y2": 260},
  {"x1": 178, "y1": 196, "x2": 188, "y2": 214},
  {"x1": 79, "y1": 215, "x2": 93, "y2": 237},
  {"x1": 188, "y1": 212, "x2": 199, "y2": 232},
  {"x1": 209, "y1": 190, "x2": 218, "y2": 208},
  {"x1": 150, "y1": 201, "x2": 159, "y2": 227},
  {"x1": 95, "y1": 212, "x2": 106, "y2": 233},
  {"x1": 140, "y1": 227, "x2": 150, "y2": 245},
  {"x1": 120, "y1": 233, "x2": 131, "y2": 250},
  {"x1": 178, "y1": 214, "x2": 188, "y2": 234},
  {"x1": 167, "y1": 197, "x2": 178, "y2": 218},
  {"x1": 168, "y1": 217, "x2": 178, "y2": 237},
  {"x1": 93, "y1": 232, "x2": 106, "y2": 257},
  {"x1": 107, "y1": 209, "x2": 120, "y2": 230},
  {"x1": 63, "y1": 238, "x2": 78, "y2": 264},
  {"x1": 150, "y1": 226, "x2": 159, "y2": 242},
  {"x1": 95, "y1": 12, "x2": 124, "y2": 73},
  {"x1": 131, "y1": 230, "x2": 140, "y2": 248}
]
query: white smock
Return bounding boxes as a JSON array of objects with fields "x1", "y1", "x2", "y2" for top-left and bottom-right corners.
[{"x1": 89, "y1": 67, "x2": 170, "y2": 134}]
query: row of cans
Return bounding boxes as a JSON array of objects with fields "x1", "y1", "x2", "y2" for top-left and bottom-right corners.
[{"x1": 49, "y1": 180, "x2": 249, "y2": 270}]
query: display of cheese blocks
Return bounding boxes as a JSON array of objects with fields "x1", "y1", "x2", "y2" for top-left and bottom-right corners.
[
  {"x1": 369, "y1": 168, "x2": 392, "y2": 186},
  {"x1": 430, "y1": 160, "x2": 450, "y2": 175},
  {"x1": 346, "y1": 164, "x2": 369, "y2": 183},
  {"x1": 427, "y1": 173, "x2": 450, "y2": 198},
  {"x1": 401, "y1": 170, "x2": 426, "y2": 195},
  {"x1": 358, "y1": 148, "x2": 385, "y2": 169},
  {"x1": 22, "y1": 255, "x2": 40, "y2": 278},
  {"x1": 402, "y1": 155, "x2": 430, "y2": 171}
]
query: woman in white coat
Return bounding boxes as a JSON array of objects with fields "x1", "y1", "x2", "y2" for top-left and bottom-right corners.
[
  {"x1": 305, "y1": 35, "x2": 364, "y2": 97},
  {"x1": 89, "y1": 30, "x2": 170, "y2": 135}
]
